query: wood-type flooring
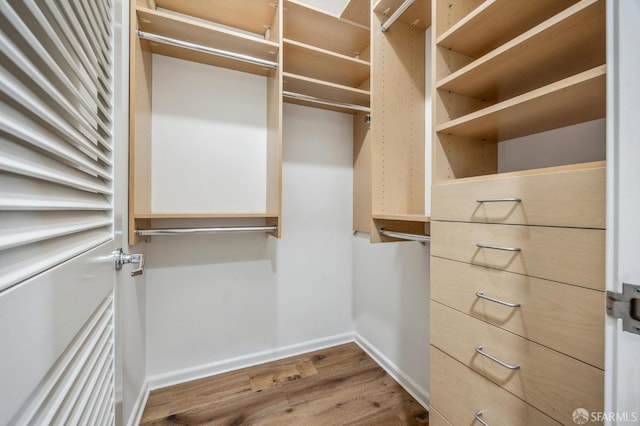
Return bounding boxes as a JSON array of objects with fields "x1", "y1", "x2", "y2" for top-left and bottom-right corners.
[{"x1": 140, "y1": 343, "x2": 429, "y2": 425}]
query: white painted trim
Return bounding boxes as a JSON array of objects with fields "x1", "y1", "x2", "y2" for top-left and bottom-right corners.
[
  {"x1": 147, "y1": 333, "x2": 354, "y2": 391},
  {"x1": 126, "y1": 382, "x2": 150, "y2": 426},
  {"x1": 354, "y1": 334, "x2": 430, "y2": 410}
]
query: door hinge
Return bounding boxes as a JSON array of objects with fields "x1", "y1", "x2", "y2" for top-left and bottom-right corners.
[
  {"x1": 114, "y1": 248, "x2": 145, "y2": 277},
  {"x1": 606, "y1": 283, "x2": 640, "y2": 335}
]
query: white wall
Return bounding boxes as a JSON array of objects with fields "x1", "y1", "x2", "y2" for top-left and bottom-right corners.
[{"x1": 144, "y1": 102, "x2": 354, "y2": 385}]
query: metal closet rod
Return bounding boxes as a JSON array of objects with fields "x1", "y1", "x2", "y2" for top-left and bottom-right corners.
[
  {"x1": 380, "y1": 0, "x2": 416, "y2": 32},
  {"x1": 283, "y1": 91, "x2": 371, "y2": 113},
  {"x1": 379, "y1": 228, "x2": 431, "y2": 243},
  {"x1": 135, "y1": 226, "x2": 277, "y2": 236},
  {"x1": 137, "y1": 31, "x2": 279, "y2": 69}
]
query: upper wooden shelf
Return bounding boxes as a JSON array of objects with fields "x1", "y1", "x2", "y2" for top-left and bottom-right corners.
[
  {"x1": 436, "y1": 65, "x2": 606, "y2": 141},
  {"x1": 373, "y1": 213, "x2": 431, "y2": 222},
  {"x1": 283, "y1": 39, "x2": 370, "y2": 88},
  {"x1": 436, "y1": 0, "x2": 579, "y2": 57},
  {"x1": 283, "y1": 72, "x2": 370, "y2": 107},
  {"x1": 341, "y1": 0, "x2": 370, "y2": 28},
  {"x1": 154, "y1": 0, "x2": 277, "y2": 36},
  {"x1": 373, "y1": 0, "x2": 431, "y2": 30},
  {"x1": 136, "y1": 7, "x2": 279, "y2": 76},
  {"x1": 436, "y1": 0, "x2": 605, "y2": 101},
  {"x1": 135, "y1": 213, "x2": 279, "y2": 219},
  {"x1": 284, "y1": 0, "x2": 370, "y2": 59}
]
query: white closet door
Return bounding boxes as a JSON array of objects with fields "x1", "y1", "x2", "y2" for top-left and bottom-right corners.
[{"x1": 0, "y1": 0, "x2": 121, "y2": 423}]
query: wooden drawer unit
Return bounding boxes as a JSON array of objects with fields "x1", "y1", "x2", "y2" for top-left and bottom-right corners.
[
  {"x1": 431, "y1": 302, "x2": 604, "y2": 425},
  {"x1": 431, "y1": 162, "x2": 605, "y2": 228},
  {"x1": 431, "y1": 257, "x2": 604, "y2": 368},
  {"x1": 428, "y1": 407, "x2": 453, "y2": 426},
  {"x1": 430, "y1": 347, "x2": 560, "y2": 426},
  {"x1": 431, "y1": 221, "x2": 605, "y2": 290}
]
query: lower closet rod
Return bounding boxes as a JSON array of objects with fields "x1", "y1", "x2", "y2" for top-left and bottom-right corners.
[
  {"x1": 135, "y1": 226, "x2": 277, "y2": 236},
  {"x1": 137, "y1": 31, "x2": 279, "y2": 69},
  {"x1": 379, "y1": 228, "x2": 430, "y2": 243},
  {"x1": 283, "y1": 91, "x2": 371, "y2": 113}
]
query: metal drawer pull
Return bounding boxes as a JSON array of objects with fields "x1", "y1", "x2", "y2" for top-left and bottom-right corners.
[
  {"x1": 476, "y1": 243, "x2": 521, "y2": 252},
  {"x1": 474, "y1": 411, "x2": 490, "y2": 426},
  {"x1": 476, "y1": 292, "x2": 521, "y2": 308},
  {"x1": 475, "y1": 346, "x2": 520, "y2": 370},
  {"x1": 477, "y1": 197, "x2": 521, "y2": 203}
]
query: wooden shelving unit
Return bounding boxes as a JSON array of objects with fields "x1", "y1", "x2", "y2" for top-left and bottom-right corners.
[
  {"x1": 341, "y1": 0, "x2": 371, "y2": 27},
  {"x1": 136, "y1": 7, "x2": 279, "y2": 76},
  {"x1": 281, "y1": 0, "x2": 370, "y2": 115},
  {"x1": 436, "y1": 0, "x2": 605, "y2": 101},
  {"x1": 283, "y1": 39, "x2": 370, "y2": 88},
  {"x1": 129, "y1": 0, "x2": 283, "y2": 243},
  {"x1": 433, "y1": 0, "x2": 607, "y2": 181},
  {"x1": 430, "y1": 1, "x2": 606, "y2": 423},
  {"x1": 436, "y1": 0, "x2": 579, "y2": 56},
  {"x1": 362, "y1": 0, "x2": 431, "y2": 242}
]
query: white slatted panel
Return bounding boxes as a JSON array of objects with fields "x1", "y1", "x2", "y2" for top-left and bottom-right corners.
[
  {"x1": 10, "y1": 295, "x2": 115, "y2": 426},
  {"x1": 0, "y1": 0, "x2": 114, "y2": 293}
]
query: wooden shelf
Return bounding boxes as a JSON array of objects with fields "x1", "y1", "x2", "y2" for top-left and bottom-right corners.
[
  {"x1": 436, "y1": 0, "x2": 579, "y2": 57},
  {"x1": 155, "y1": 0, "x2": 278, "y2": 36},
  {"x1": 283, "y1": 72, "x2": 369, "y2": 106},
  {"x1": 137, "y1": 7, "x2": 279, "y2": 76},
  {"x1": 284, "y1": 0, "x2": 370, "y2": 59},
  {"x1": 283, "y1": 39, "x2": 370, "y2": 88},
  {"x1": 135, "y1": 213, "x2": 279, "y2": 219},
  {"x1": 434, "y1": 160, "x2": 605, "y2": 185},
  {"x1": 436, "y1": 65, "x2": 606, "y2": 141},
  {"x1": 341, "y1": 0, "x2": 371, "y2": 28},
  {"x1": 436, "y1": 0, "x2": 605, "y2": 101},
  {"x1": 373, "y1": 213, "x2": 431, "y2": 222},
  {"x1": 373, "y1": 0, "x2": 431, "y2": 30}
]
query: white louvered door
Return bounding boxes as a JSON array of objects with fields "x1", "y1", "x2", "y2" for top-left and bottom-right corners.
[{"x1": 0, "y1": 0, "x2": 123, "y2": 424}]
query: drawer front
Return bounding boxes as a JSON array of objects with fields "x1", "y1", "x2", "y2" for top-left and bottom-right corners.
[
  {"x1": 431, "y1": 302, "x2": 604, "y2": 425},
  {"x1": 428, "y1": 407, "x2": 453, "y2": 426},
  {"x1": 431, "y1": 256, "x2": 604, "y2": 368},
  {"x1": 431, "y1": 162, "x2": 605, "y2": 228},
  {"x1": 430, "y1": 347, "x2": 560, "y2": 426},
  {"x1": 431, "y1": 221, "x2": 605, "y2": 290}
]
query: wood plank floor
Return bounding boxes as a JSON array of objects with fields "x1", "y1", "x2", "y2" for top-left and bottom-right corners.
[{"x1": 140, "y1": 343, "x2": 429, "y2": 425}]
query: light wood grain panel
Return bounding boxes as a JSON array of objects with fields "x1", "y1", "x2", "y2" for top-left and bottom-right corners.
[
  {"x1": 428, "y1": 406, "x2": 453, "y2": 426},
  {"x1": 372, "y1": 213, "x2": 430, "y2": 222},
  {"x1": 284, "y1": 0, "x2": 369, "y2": 58},
  {"x1": 432, "y1": 161, "x2": 605, "y2": 228},
  {"x1": 371, "y1": 12, "x2": 425, "y2": 219},
  {"x1": 341, "y1": 0, "x2": 371, "y2": 27},
  {"x1": 431, "y1": 256, "x2": 604, "y2": 367},
  {"x1": 283, "y1": 73, "x2": 370, "y2": 106},
  {"x1": 354, "y1": 112, "x2": 372, "y2": 232},
  {"x1": 430, "y1": 347, "x2": 560, "y2": 426},
  {"x1": 374, "y1": 0, "x2": 432, "y2": 30},
  {"x1": 431, "y1": 221, "x2": 605, "y2": 290},
  {"x1": 129, "y1": 4, "x2": 153, "y2": 244},
  {"x1": 434, "y1": 0, "x2": 484, "y2": 38},
  {"x1": 155, "y1": 0, "x2": 278, "y2": 36},
  {"x1": 283, "y1": 39, "x2": 370, "y2": 88},
  {"x1": 437, "y1": 65, "x2": 606, "y2": 141},
  {"x1": 136, "y1": 8, "x2": 280, "y2": 60},
  {"x1": 432, "y1": 133, "x2": 497, "y2": 182},
  {"x1": 437, "y1": 0, "x2": 605, "y2": 101},
  {"x1": 135, "y1": 213, "x2": 279, "y2": 219},
  {"x1": 431, "y1": 302, "x2": 604, "y2": 424},
  {"x1": 437, "y1": 0, "x2": 579, "y2": 57},
  {"x1": 266, "y1": 3, "x2": 283, "y2": 238}
]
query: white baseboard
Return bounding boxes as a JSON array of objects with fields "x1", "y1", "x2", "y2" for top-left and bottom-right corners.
[
  {"x1": 354, "y1": 334, "x2": 430, "y2": 410},
  {"x1": 127, "y1": 381, "x2": 150, "y2": 426},
  {"x1": 146, "y1": 332, "x2": 354, "y2": 391}
]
